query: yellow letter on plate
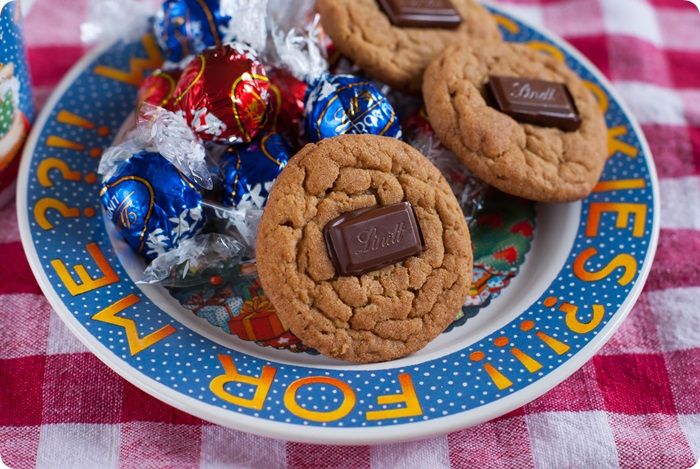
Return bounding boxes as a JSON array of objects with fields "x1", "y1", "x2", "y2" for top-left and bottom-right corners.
[
  {"x1": 92, "y1": 294, "x2": 176, "y2": 355},
  {"x1": 210, "y1": 354, "x2": 276, "y2": 410},
  {"x1": 366, "y1": 373, "x2": 423, "y2": 421},
  {"x1": 586, "y1": 203, "x2": 647, "y2": 238},
  {"x1": 284, "y1": 376, "x2": 356, "y2": 423},
  {"x1": 608, "y1": 126, "x2": 639, "y2": 159},
  {"x1": 573, "y1": 247, "x2": 637, "y2": 286},
  {"x1": 51, "y1": 243, "x2": 119, "y2": 296},
  {"x1": 94, "y1": 34, "x2": 163, "y2": 87}
]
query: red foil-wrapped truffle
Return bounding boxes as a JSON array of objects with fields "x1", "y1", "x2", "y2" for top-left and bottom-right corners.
[
  {"x1": 265, "y1": 67, "x2": 307, "y2": 140},
  {"x1": 172, "y1": 43, "x2": 271, "y2": 144},
  {"x1": 137, "y1": 68, "x2": 182, "y2": 112}
]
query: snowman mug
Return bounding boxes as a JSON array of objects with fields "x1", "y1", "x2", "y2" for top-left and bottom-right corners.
[{"x1": 0, "y1": 0, "x2": 33, "y2": 207}]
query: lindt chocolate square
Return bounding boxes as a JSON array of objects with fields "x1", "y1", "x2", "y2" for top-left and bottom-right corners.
[
  {"x1": 486, "y1": 75, "x2": 581, "y2": 131},
  {"x1": 324, "y1": 201, "x2": 425, "y2": 277},
  {"x1": 377, "y1": 0, "x2": 463, "y2": 29}
]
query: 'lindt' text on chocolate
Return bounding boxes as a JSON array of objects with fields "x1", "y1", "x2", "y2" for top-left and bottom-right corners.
[
  {"x1": 353, "y1": 222, "x2": 408, "y2": 255},
  {"x1": 509, "y1": 82, "x2": 557, "y2": 102},
  {"x1": 324, "y1": 202, "x2": 425, "y2": 276}
]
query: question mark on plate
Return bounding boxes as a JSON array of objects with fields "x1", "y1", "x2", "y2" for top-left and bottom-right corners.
[
  {"x1": 34, "y1": 198, "x2": 96, "y2": 230},
  {"x1": 37, "y1": 157, "x2": 97, "y2": 188}
]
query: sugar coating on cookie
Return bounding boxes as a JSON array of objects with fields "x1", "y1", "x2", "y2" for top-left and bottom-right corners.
[
  {"x1": 317, "y1": 0, "x2": 502, "y2": 93},
  {"x1": 256, "y1": 135, "x2": 473, "y2": 363},
  {"x1": 423, "y1": 42, "x2": 608, "y2": 202}
]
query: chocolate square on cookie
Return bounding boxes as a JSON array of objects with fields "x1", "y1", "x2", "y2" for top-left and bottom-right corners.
[
  {"x1": 324, "y1": 202, "x2": 425, "y2": 276},
  {"x1": 486, "y1": 76, "x2": 581, "y2": 132},
  {"x1": 377, "y1": 0, "x2": 463, "y2": 28}
]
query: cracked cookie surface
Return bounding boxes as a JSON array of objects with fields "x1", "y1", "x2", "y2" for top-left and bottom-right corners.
[
  {"x1": 256, "y1": 135, "x2": 473, "y2": 363},
  {"x1": 317, "y1": 0, "x2": 502, "y2": 93},
  {"x1": 423, "y1": 42, "x2": 608, "y2": 202}
]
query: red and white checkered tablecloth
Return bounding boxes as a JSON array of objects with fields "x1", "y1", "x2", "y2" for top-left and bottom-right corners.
[{"x1": 1, "y1": 0, "x2": 699, "y2": 467}]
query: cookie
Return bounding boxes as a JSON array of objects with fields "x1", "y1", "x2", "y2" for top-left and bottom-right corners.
[
  {"x1": 256, "y1": 135, "x2": 473, "y2": 363},
  {"x1": 423, "y1": 41, "x2": 608, "y2": 202},
  {"x1": 317, "y1": 0, "x2": 502, "y2": 93}
]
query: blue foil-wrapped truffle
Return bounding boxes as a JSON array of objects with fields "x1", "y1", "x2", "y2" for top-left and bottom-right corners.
[
  {"x1": 304, "y1": 74, "x2": 402, "y2": 143},
  {"x1": 154, "y1": 0, "x2": 233, "y2": 64},
  {"x1": 100, "y1": 151, "x2": 205, "y2": 260},
  {"x1": 221, "y1": 133, "x2": 290, "y2": 209}
]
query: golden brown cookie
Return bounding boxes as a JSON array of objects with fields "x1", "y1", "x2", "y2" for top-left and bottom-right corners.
[
  {"x1": 256, "y1": 135, "x2": 473, "y2": 363},
  {"x1": 423, "y1": 41, "x2": 607, "y2": 202},
  {"x1": 317, "y1": 0, "x2": 502, "y2": 93}
]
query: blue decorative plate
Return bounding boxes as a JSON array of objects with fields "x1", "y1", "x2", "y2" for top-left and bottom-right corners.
[{"x1": 17, "y1": 5, "x2": 659, "y2": 444}]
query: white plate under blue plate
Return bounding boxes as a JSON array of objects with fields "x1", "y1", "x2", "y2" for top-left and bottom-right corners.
[{"x1": 17, "y1": 6, "x2": 659, "y2": 444}]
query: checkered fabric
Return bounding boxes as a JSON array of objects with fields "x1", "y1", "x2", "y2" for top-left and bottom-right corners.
[{"x1": 1, "y1": 0, "x2": 699, "y2": 467}]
